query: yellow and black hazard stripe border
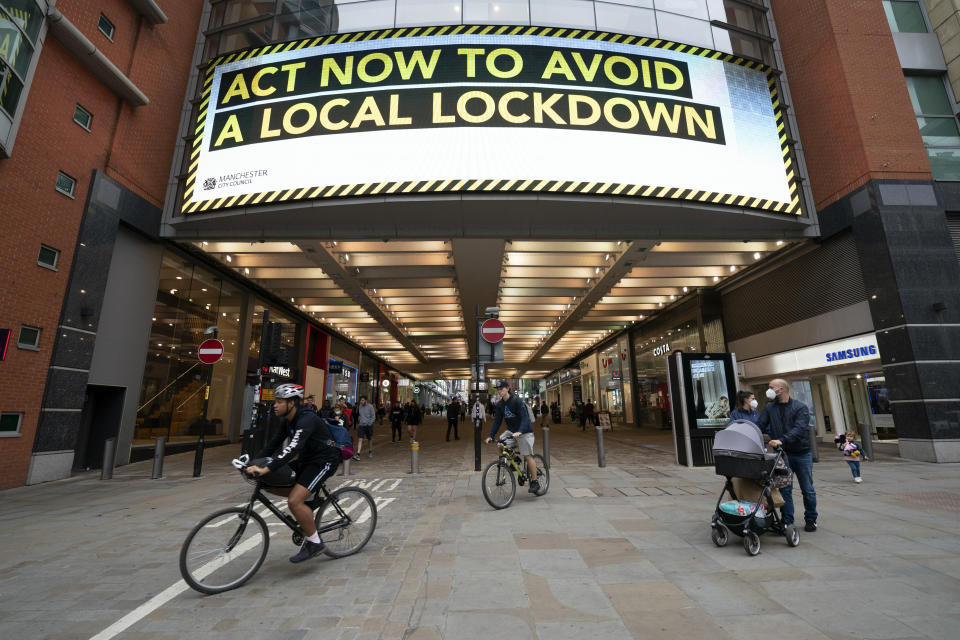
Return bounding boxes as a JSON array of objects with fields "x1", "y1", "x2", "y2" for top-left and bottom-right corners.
[{"x1": 181, "y1": 24, "x2": 802, "y2": 217}]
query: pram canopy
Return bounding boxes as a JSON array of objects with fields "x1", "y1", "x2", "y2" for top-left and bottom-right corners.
[
  {"x1": 713, "y1": 420, "x2": 766, "y2": 456},
  {"x1": 712, "y1": 420, "x2": 779, "y2": 479}
]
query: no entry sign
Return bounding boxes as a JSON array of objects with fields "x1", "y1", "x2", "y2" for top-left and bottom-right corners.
[
  {"x1": 480, "y1": 318, "x2": 506, "y2": 343},
  {"x1": 198, "y1": 339, "x2": 224, "y2": 364}
]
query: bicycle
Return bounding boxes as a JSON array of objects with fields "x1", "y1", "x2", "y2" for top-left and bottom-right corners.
[
  {"x1": 179, "y1": 456, "x2": 377, "y2": 594},
  {"x1": 481, "y1": 433, "x2": 550, "y2": 509}
]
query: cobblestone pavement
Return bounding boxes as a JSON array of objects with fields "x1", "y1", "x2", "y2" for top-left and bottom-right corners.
[{"x1": 1, "y1": 416, "x2": 959, "y2": 640}]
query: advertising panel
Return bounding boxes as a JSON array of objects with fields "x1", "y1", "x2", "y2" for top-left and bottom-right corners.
[
  {"x1": 688, "y1": 357, "x2": 732, "y2": 429},
  {"x1": 183, "y1": 26, "x2": 799, "y2": 215}
]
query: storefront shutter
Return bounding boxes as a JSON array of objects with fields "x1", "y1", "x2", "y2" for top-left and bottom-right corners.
[{"x1": 947, "y1": 213, "x2": 960, "y2": 264}]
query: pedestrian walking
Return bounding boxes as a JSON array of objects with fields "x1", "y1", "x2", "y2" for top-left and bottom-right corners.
[
  {"x1": 389, "y1": 402, "x2": 404, "y2": 442},
  {"x1": 446, "y1": 397, "x2": 461, "y2": 441},
  {"x1": 471, "y1": 396, "x2": 486, "y2": 424},
  {"x1": 757, "y1": 378, "x2": 819, "y2": 532},
  {"x1": 353, "y1": 396, "x2": 376, "y2": 460},
  {"x1": 584, "y1": 398, "x2": 595, "y2": 427},
  {"x1": 406, "y1": 401, "x2": 421, "y2": 442},
  {"x1": 840, "y1": 430, "x2": 869, "y2": 483}
]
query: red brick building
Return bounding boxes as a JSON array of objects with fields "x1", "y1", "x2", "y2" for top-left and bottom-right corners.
[{"x1": 0, "y1": 0, "x2": 202, "y2": 489}]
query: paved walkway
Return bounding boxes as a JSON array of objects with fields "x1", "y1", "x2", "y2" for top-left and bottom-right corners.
[{"x1": 1, "y1": 416, "x2": 959, "y2": 640}]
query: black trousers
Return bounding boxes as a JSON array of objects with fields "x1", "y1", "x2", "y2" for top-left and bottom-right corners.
[
  {"x1": 391, "y1": 421, "x2": 402, "y2": 441},
  {"x1": 446, "y1": 418, "x2": 459, "y2": 440}
]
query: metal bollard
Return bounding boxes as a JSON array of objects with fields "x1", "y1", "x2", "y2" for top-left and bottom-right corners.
[
  {"x1": 595, "y1": 426, "x2": 606, "y2": 468},
  {"x1": 193, "y1": 434, "x2": 205, "y2": 478},
  {"x1": 100, "y1": 437, "x2": 117, "y2": 480},
  {"x1": 541, "y1": 426, "x2": 551, "y2": 470},
  {"x1": 151, "y1": 437, "x2": 166, "y2": 479},
  {"x1": 858, "y1": 422, "x2": 875, "y2": 461},
  {"x1": 410, "y1": 440, "x2": 420, "y2": 474},
  {"x1": 339, "y1": 457, "x2": 352, "y2": 476},
  {"x1": 810, "y1": 425, "x2": 819, "y2": 463},
  {"x1": 473, "y1": 421, "x2": 481, "y2": 472}
]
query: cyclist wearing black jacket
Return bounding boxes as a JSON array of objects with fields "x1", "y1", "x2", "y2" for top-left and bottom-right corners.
[
  {"x1": 246, "y1": 383, "x2": 340, "y2": 563},
  {"x1": 485, "y1": 380, "x2": 539, "y2": 494}
]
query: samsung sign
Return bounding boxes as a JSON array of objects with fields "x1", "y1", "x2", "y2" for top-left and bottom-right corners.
[
  {"x1": 183, "y1": 27, "x2": 799, "y2": 215},
  {"x1": 825, "y1": 344, "x2": 877, "y2": 363},
  {"x1": 738, "y1": 333, "x2": 882, "y2": 380}
]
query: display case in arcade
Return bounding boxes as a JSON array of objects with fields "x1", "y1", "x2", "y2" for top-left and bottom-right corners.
[{"x1": 667, "y1": 352, "x2": 738, "y2": 467}]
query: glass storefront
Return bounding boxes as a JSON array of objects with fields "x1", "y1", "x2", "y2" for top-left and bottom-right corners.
[
  {"x1": 633, "y1": 317, "x2": 725, "y2": 429},
  {"x1": 134, "y1": 251, "x2": 243, "y2": 445},
  {"x1": 597, "y1": 342, "x2": 624, "y2": 421},
  {"x1": 839, "y1": 372, "x2": 896, "y2": 441},
  {"x1": 328, "y1": 360, "x2": 358, "y2": 403}
]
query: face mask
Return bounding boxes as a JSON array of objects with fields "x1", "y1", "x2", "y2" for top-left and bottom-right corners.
[
  {"x1": 749, "y1": 399, "x2": 759, "y2": 410},
  {"x1": 765, "y1": 388, "x2": 777, "y2": 401}
]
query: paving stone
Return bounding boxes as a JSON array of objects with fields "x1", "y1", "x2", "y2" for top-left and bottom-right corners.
[{"x1": 1, "y1": 417, "x2": 958, "y2": 640}]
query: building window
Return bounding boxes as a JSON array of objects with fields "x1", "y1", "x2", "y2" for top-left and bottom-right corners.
[
  {"x1": 905, "y1": 75, "x2": 960, "y2": 181},
  {"x1": 98, "y1": 13, "x2": 115, "y2": 40},
  {"x1": 0, "y1": 0, "x2": 44, "y2": 122},
  {"x1": 716, "y1": 0, "x2": 769, "y2": 36},
  {"x1": 73, "y1": 104, "x2": 92, "y2": 130},
  {"x1": 37, "y1": 244, "x2": 59, "y2": 270},
  {"x1": 17, "y1": 325, "x2": 40, "y2": 349},
  {"x1": 709, "y1": 0, "x2": 775, "y2": 66},
  {"x1": 0, "y1": 412, "x2": 22, "y2": 436},
  {"x1": 883, "y1": 1, "x2": 928, "y2": 34},
  {"x1": 55, "y1": 171, "x2": 76, "y2": 197}
]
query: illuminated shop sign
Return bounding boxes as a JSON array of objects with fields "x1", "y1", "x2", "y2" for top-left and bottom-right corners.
[
  {"x1": 652, "y1": 343, "x2": 671, "y2": 357},
  {"x1": 183, "y1": 27, "x2": 799, "y2": 215},
  {"x1": 825, "y1": 344, "x2": 877, "y2": 363}
]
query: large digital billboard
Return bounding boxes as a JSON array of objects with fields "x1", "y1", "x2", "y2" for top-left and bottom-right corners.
[{"x1": 182, "y1": 26, "x2": 800, "y2": 215}]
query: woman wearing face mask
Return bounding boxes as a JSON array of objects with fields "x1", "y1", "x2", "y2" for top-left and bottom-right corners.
[{"x1": 729, "y1": 390, "x2": 760, "y2": 424}]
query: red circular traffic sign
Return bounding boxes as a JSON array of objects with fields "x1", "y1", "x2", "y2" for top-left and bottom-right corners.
[
  {"x1": 480, "y1": 318, "x2": 506, "y2": 343},
  {"x1": 198, "y1": 338, "x2": 224, "y2": 364}
]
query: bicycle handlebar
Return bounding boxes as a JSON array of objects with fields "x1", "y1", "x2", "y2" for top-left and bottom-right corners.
[{"x1": 231, "y1": 454, "x2": 264, "y2": 477}]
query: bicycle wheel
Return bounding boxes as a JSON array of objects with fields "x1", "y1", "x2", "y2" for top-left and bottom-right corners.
[
  {"x1": 532, "y1": 454, "x2": 550, "y2": 496},
  {"x1": 179, "y1": 507, "x2": 269, "y2": 595},
  {"x1": 317, "y1": 487, "x2": 377, "y2": 558},
  {"x1": 481, "y1": 459, "x2": 516, "y2": 509}
]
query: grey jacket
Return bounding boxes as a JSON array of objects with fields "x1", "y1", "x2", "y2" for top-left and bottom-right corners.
[{"x1": 357, "y1": 403, "x2": 376, "y2": 426}]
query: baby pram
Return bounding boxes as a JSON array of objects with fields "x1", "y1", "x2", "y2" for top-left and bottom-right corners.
[{"x1": 710, "y1": 420, "x2": 800, "y2": 555}]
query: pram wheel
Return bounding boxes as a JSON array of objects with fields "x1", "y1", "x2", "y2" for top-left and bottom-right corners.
[
  {"x1": 785, "y1": 525, "x2": 800, "y2": 547},
  {"x1": 711, "y1": 525, "x2": 728, "y2": 547},
  {"x1": 743, "y1": 531, "x2": 760, "y2": 556}
]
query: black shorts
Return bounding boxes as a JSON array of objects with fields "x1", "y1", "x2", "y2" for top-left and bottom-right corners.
[{"x1": 290, "y1": 459, "x2": 338, "y2": 492}]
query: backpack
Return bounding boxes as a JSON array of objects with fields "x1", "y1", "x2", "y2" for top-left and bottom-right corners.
[{"x1": 325, "y1": 420, "x2": 355, "y2": 460}]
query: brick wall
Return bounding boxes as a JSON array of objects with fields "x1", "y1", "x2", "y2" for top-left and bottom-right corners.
[
  {"x1": 0, "y1": 2, "x2": 202, "y2": 489},
  {"x1": 771, "y1": 0, "x2": 932, "y2": 211}
]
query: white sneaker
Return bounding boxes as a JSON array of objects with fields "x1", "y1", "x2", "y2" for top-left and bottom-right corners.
[{"x1": 854, "y1": 477, "x2": 862, "y2": 483}]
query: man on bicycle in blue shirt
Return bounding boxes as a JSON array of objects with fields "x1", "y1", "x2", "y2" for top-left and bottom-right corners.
[
  {"x1": 485, "y1": 380, "x2": 540, "y2": 494},
  {"x1": 246, "y1": 383, "x2": 341, "y2": 563}
]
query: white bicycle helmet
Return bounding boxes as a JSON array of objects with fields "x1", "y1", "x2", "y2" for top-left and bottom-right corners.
[{"x1": 273, "y1": 383, "x2": 304, "y2": 399}]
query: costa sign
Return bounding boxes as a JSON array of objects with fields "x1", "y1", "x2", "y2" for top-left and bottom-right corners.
[{"x1": 183, "y1": 27, "x2": 799, "y2": 216}]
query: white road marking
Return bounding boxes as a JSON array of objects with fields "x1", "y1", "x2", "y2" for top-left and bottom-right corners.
[{"x1": 88, "y1": 479, "x2": 401, "y2": 640}]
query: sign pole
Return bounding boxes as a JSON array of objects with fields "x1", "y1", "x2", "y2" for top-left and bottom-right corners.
[{"x1": 475, "y1": 304, "x2": 481, "y2": 472}]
